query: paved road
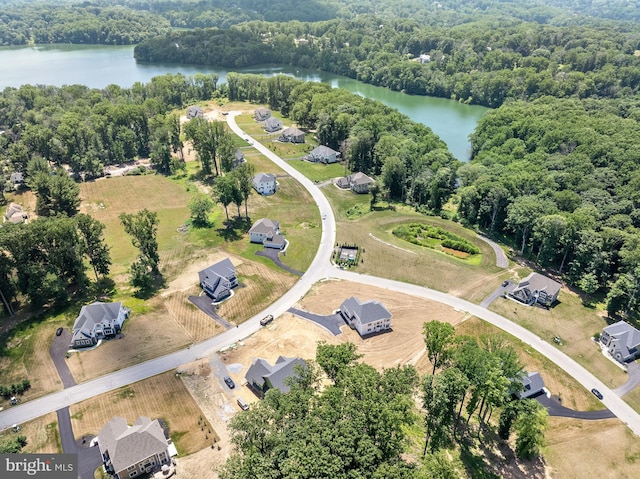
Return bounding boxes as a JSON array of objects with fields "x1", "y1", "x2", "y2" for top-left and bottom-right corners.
[
  {"x1": 3, "y1": 112, "x2": 640, "y2": 440},
  {"x1": 477, "y1": 234, "x2": 509, "y2": 268},
  {"x1": 536, "y1": 394, "x2": 615, "y2": 420}
]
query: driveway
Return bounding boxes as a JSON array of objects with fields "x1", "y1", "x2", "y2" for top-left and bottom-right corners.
[
  {"x1": 536, "y1": 394, "x2": 616, "y2": 420},
  {"x1": 614, "y1": 361, "x2": 640, "y2": 396},
  {"x1": 50, "y1": 328, "x2": 76, "y2": 388},
  {"x1": 477, "y1": 234, "x2": 509, "y2": 268},
  {"x1": 188, "y1": 295, "x2": 235, "y2": 330},
  {"x1": 57, "y1": 407, "x2": 102, "y2": 479},
  {"x1": 288, "y1": 308, "x2": 344, "y2": 335},
  {"x1": 256, "y1": 248, "x2": 304, "y2": 276},
  {"x1": 480, "y1": 281, "x2": 513, "y2": 308}
]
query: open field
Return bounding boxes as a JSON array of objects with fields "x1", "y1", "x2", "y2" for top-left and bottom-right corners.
[
  {"x1": 287, "y1": 158, "x2": 348, "y2": 183},
  {"x1": 69, "y1": 371, "x2": 216, "y2": 456},
  {"x1": 322, "y1": 184, "x2": 505, "y2": 302},
  {"x1": 0, "y1": 412, "x2": 60, "y2": 454},
  {"x1": 490, "y1": 294, "x2": 628, "y2": 390}
]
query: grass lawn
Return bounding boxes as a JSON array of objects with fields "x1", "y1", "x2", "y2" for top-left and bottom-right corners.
[
  {"x1": 322, "y1": 184, "x2": 504, "y2": 303},
  {"x1": 287, "y1": 159, "x2": 348, "y2": 183},
  {"x1": 489, "y1": 292, "x2": 628, "y2": 390},
  {"x1": 0, "y1": 412, "x2": 60, "y2": 453},
  {"x1": 69, "y1": 371, "x2": 216, "y2": 456}
]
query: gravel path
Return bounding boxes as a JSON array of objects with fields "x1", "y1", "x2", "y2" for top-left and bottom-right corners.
[{"x1": 477, "y1": 234, "x2": 509, "y2": 268}]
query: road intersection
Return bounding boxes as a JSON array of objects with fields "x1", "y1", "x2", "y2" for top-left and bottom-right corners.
[{"x1": 2, "y1": 112, "x2": 640, "y2": 439}]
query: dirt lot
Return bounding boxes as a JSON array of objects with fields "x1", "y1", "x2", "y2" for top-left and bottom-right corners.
[{"x1": 69, "y1": 371, "x2": 216, "y2": 456}]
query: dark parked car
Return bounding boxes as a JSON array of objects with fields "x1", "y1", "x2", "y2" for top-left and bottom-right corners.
[
  {"x1": 591, "y1": 388, "x2": 603, "y2": 400},
  {"x1": 501, "y1": 280, "x2": 509, "y2": 287},
  {"x1": 56, "y1": 327, "x2": 64, "y2": 336},
  {"x1": 260, "y1": 314, "x2": 274, "y2": 326},
  {"x1": 224, "y1": 376, "x2": 235, "y2": 389}
]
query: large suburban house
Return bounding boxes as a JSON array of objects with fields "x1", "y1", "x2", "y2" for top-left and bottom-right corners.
[
  {"x1": 4, "y1": 202, "x2": 28, "y2": 224},
  {"x1": 233, "y1": 149, "x2": 246, "y2": 169},
  {"x1": 71, "y1": 302, "x2": 130, "y2": 348},
  {"x1": 264, "y1": 117, "x2": 283, "y2": 132},
  {"x1": 186, "y1": 105, "x2": 203, "y2": 119},
  {"x1": 253, "y1": 172, "x2": 277, "y2": 195},
  {"x1": 9, "y1": 171, "x2": 24, "y2": 190},
  {"x1": 600, "y1": 321, "x2": 640, "y2": 363},
  {"x1": 336, "y1": 172, "x2": 374, "y2": 194},
  {"x1": 278, "y1": 127, "x2": 305, "y2": 143},
  {"x1": 245, "y1": 356, "x2": 307, "y2": 397},
  {"x1": 339, "y1": 296, "x2": 392, "y2": 337},
  {"x1": 249, "y1": 218, "x2": 286, "y2": 249},
  {"x1": 306, "y1": 145, "x2": 339, "y2": 164},
  {"x1": 198, "y1": 258, "x2": 238, "y2": 302},
  {"x1": 254, "y1": 107, "x2": 271, "y2": 121},
  {"x1": 509, "y1": 272, "x2": 561, "y2": 307},
  {"x1": 515, "y1": 372, "x2": 546, "y2": 399},
  {"x1": 98, "y1": 416, "x2": 171, "y2": 479}
]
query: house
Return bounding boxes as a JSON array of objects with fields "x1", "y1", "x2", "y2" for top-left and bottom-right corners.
[
  {"x1": 233, "y1": 149, "x2": 246, "y2": 169},
  {"x1": 249, "y1": 218, "x2": 286, "y2": 249},
  {"x1": 186, "y1": 105, "x2": 203, "y2": 119},
  {"x1": 9, "y1": 171, "x2": 24, "y2": 189},
  {"x1": 264, "y1": 117, "x2": 283, "y2": 132},
  {"x1": 198, "y1": 258, "x2": 238, "y2": 302},
  {"x1": 71, "y1": 302, "x2": 130, "y2": 348},
  {"x1": 339, "y1": 296, "x2": 392, "y2": 337},
  {"x1": 245, "y1": 356, "x2": 307, "y2": 397},
  {"x1": 600, "y1": 321, "x2": 640, "y2": 363},
  {"x1": 307, "y1": 145, "x2": 339, "y2": 164},
  {"x1": 98, "y1": 416, "x2": 171, "y2": 479},
  {"x1": 509, "y1": 272, "x2": 561, "y2": 307},
  {"x1": 278, "y1": 127, "x2": 305, "y2": 143},
  {"x1": 4, "y1": 202, "x2": 28, "y2": 224},
  {"x1": 253, "y1": 172, "x2": 277, "y2": 195},
  {"x1": 254, "y1": 107, "x2": 271, "y2": 121},
  {"x1": 336, "y1": 172, "x2": 374, "y2": 194},
  {"x1": 419, "y1": 54, "x2": 431, "y2": 63},
  {"x1": 515, "y1": 372, "x2": 546, "y2": 399}
]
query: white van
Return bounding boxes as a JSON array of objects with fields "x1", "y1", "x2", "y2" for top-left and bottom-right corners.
[{"x1": 237, "y1": 397, "x2": 249, "y2": 411}]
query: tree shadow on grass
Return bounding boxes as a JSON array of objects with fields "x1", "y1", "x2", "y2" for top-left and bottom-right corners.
[{"x1": 216, "y1": 216, "x2": 252, "y2": 242}]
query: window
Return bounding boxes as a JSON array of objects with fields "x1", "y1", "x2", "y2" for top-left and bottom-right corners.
[{"x1": 129, "y1": 471, "x2": 137, "y2": 478}]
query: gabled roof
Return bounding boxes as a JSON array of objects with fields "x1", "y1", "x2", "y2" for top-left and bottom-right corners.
[
  {"x1": 246, "y1": 356, "x2": 306, "y2": 394},
  {"x1": 309, "y1": 145, "x2": 338, "y2": 157},
  {"x1": 198, "y1": 258, "x2": 235, "y2": 288},
  {"x1": 249, "y1": 218, "x2": 279, "y2": 235},
  {"x1": 280, "y1": 127, "x2": 305, "y2": 137},
  {"x1": 72, "y1": 302, "x2": 123, "y2": 335},
  {"x1": 254, "y1": 172, "x2": 276, "y2": 184},
  {"x1": 5, "y1": 202, "x2": 25, "y2": 221},
  {"x1": 341, "y1": 296, "x2": 391, "y2": 325},
  {"x1": 186, "y1": 105, "x2": 203, "y2": 119},
  {"x1": 235, "y1": 149, "x2": 245, "y2": 160},
  {"x1": 255, "y1": 107, "x2": 271, "y2": 119},
  {"x1": 514, "y1": 273, "x2": 561, "y2": 296},
  {"x1": 518, "y1": 371, "x2": 545, "y2": 398},
  {"x1": 604, "y1": 321, "x2": 640, "y2": 351},
  {"x1": 265, "y1": 117, "x2": 282, "y2": 128},
  {"x1": 10, "y1": 172, "x2": 24, "y2": 184},
  {"x1": 348, "y1": 172, "x2": 374, "y2": 186},
  {"x1": 98, "y1": 416, "x2": 168, "y2": 474}
]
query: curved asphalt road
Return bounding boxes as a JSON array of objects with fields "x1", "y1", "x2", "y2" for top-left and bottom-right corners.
[{"x1": 2, "y1": 113, "x2": 640, "y2": 439}]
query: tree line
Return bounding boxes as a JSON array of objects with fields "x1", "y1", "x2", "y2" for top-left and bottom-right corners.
[{"x1": 221, "y1": 328, "x2": 547, "y2": 478}]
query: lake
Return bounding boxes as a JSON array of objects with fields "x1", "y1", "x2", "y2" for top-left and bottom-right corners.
[{"x1": 0, "y1": 44, "x2": 487, "y2": 160}]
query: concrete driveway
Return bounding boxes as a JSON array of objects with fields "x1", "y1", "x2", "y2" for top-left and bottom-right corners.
[{"x1": 614, "y1": 361, "x2": 640, "y2": 396}]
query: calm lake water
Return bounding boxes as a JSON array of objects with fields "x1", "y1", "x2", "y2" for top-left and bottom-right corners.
[{"x1": 0, "y1": 44, "x2": 487, "y2": 160}]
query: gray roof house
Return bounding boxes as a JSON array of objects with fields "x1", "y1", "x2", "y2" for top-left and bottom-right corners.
[
  {"x1": 264, "y1": 117, "x2": 283, "y2": 133},
  {"x1": 509, "y1": 272, "x2": 561, "y2": 307},
  {"x1": 339, "y1": 296, "x2": 392, "y2": 337},
  {"x1": 98, "y1": 416, "x2": 171, "y2": 479},
  {"x1": 4, "y1": 202, "x2": 28, "y2": 224},
  {"x1": 515, "y1": 372, "x2": 546, "y2": 399},
  {"x1": 71, "y1": 302, "x2": 130, "y2": 349},
  {"x1": 233, "y1": 149, "x2": 246, "y2": 169},
  {"x1": 278, "y1": 127, "x2": 305, "y2": 143},
  {"x1": 186, "y1": 105, "x2": 203, "y2": 119},
  {"x1": 253, "y1": 172, "x2": 277, "y2": 195},
  {"x1": 245, "y1": 356, "x2": 307, "y2": 397},
  {"x1": 601, "y1": 321, "x2": 640, "y2": 363},
  {"x1": 336, "y1": 172, "x2": 374, "y2": 194},
  {"x1": 254, "y1": 107, "x2": 271, "y2": 121},
  {"x1": 249, "y1": 218, "x2": 285, "y2": 249},
  {"x1": 307, "y1": 145, "x2": 339, "y2": 164},
  {"x1": 198, "y1": 258, "x2": 238, "y2": 302},
  {"x1": 9, "y1": 171, "x2": 24, "y2": 189}
]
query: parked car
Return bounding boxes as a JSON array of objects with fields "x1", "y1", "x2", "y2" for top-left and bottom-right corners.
[
  {"x1": 591, "y1": 388, "x2": 603, "y2": 400},
  {"x1": 501, "y1": 280, "x2": 509, "y2": 287},
  {"x1": 260, "y1": 314, "x2": 274, "y2": 326},
  {"x1": 237, "y1": 397, "x2": 249, "y2": 411},
  {"x1": 56, "y1": 327, "x2": 64, "y2": 336},
  {"x1": 224, "y1": 376, "x2": 235, "y2": 389}
]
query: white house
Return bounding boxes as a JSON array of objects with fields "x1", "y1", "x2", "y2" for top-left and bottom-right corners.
[
  {"x1": 307, "y1": 145, "x2": 339, "y2": 164},
  {"x1": 71, "y1": 302, "x2": 130, "y2": 348},
  {"x1": 253, "y1": 172, "x2": 277, "y2": 195},
  {"x1": 515, "y1": 372, "x2": 546, "y2": 399},
  {"x1": 419, "y1": 54, "x2": 431, "y2": 63},
  {"x1": 198, "y1": 258, "x2": 238, "y2": 302},
  {"x1": 264, "y1": 117, "x2": 283, "y2": 132},
  {"x1": 339, "y1": 297, "x2": 392, "y2": 337},
  {"x1": 245, "y1": 356, "x2": 307, "y2": 397},
  {"x1": 98, "y1": 416, "x2": 172, "y2": 479},
  {"x1": 249, "y1": 218, "x2": 286, "y2": 249}
]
